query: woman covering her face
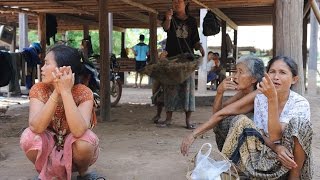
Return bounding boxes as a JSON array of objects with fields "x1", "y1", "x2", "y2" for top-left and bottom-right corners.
[{"x1": 20, "y1": 45, "x2": 105, "y2": 180}]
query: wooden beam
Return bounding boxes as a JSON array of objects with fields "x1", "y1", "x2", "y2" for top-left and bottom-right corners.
[
  {"x1": 304, "y1": 0, "x2": 311, "y2": 17},
  {"x1": 191, "y1": 0, "x2": 238, "y2": 30},
  {"x1": 0, "y1": 6, "x2": 38, "y2": 16},
  {"x1": 47, "y1": 0, "x2": 94, "y2": 16},
  {"x1": 310, "y1": 0, "x2": 320, "y2": 24},
  {"x1": 119, "y1": 12, "x2": 149, "y2": 23},
  {"x1": 119, "y1": 12, "x2": 161, "y2": 26},
  {"x1": 55, "y1": 14, "x2": 98, "y2": 25},
  {"x1": 120, "y1": 0, "x2": 158, "y2": 14}
]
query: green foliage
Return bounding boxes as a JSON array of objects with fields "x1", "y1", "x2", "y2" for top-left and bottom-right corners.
[
  {"x1": 28, "y1": 30, "x2": 38, "y2": 44},
  {"x1": 26, "y1": 28, "x2": 167, "y2": 58}
]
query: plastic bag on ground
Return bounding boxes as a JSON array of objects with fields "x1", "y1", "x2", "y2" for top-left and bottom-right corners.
[{"x1": 191, "y1": 143, "x2": 231, "y2": 180}]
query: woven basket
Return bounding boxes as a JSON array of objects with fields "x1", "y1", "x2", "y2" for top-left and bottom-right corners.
[
  {"x1": 186, "y1": 149, "x2": 240, "y2": 180},
  {"x1": 143, "y1": 54, "x2": 202, "y2": 85}
]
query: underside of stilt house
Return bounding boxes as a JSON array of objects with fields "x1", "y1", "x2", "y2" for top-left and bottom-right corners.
[
  {"x1": 0, "y1": 0, "x2": 316, "y2": 121},
  {"x1": 0, "y1": 1, "x2": 276, "y2": 30}
]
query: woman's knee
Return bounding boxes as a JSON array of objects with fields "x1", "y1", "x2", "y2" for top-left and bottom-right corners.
[
  {"x1": 72, "y1": 140, "x2": 96, "y2": 161},
  {"x1": 20, "y1": 128, "x2": 43, "y2": 152}
]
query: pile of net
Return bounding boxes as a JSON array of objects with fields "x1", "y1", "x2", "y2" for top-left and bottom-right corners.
[{"x1": 143, "y1": 53, "x2": 202, "y2": 85}]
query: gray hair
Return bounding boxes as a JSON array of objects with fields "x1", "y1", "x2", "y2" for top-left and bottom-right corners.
[{"x1": 236, "y1": 56, "x2": 265, "y2": 84}]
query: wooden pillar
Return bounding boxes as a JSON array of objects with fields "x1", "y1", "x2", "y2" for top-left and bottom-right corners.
[
  {"x1": 221, "y1": 20, "x2": 227, "y2": 77},
  {"x1": 83, "y1": 25, "x2": 89, "y2": 39},
  {"x1": 273, "y1": 0, "x2": 304, "y2": 94},
  {"x1": 120, "y1": 31, "x2": 127, "y2": 58},
  {"x1": 308, "y1": 2, "x2": 318, "y2": 95},
  {"x1": 38, "y1": 13, "x2": 46, "y2": 84},
  {"x1": 99, "y1": 0, "x2": 110, "y2": 121},
  {"x1": 38, "y1": 13, "x2": 46, "y2": 61},
  {"x1": 198, "y1": 8, "x2": 208, "y2": 94},
  {"x1": 148, "y1": 12, "x2": 158, "y2": 64},
  {"x1": 302, "y1": 16, "x2": 308, "y2": 90},
  {"x1": 19, "y1": 13, "x2": 28, "y2": 51},
  {"x1": 233, "y1": 29, "x2": 238, "y2": 60}
]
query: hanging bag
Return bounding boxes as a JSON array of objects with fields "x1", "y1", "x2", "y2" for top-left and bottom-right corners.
[{"x1": 203, "y1": 10, "x2": 221, "y2": 36}]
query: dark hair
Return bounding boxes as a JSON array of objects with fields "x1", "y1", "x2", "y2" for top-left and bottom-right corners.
[
  {"x1": 139, "y1": 34, "x2": 145, "y2": 41},
  {"x1": 208, "y1": 51, "x2": 214, "y2": 55},
  {"x1": 172, "y1": 0, "x2": 190, "y2": 15},
  {"x1": 213, "y1": 52, "x2": 219, "y2": 57},
  {"x1": 237, "y1": 56, "x2": 265, "y2": 89},
  {"x1": 266, "y1": 56, "x2": 298, "y2": 77},
  {"x1": 47, "y1": 45, "x2": 83, "y2": 84}
]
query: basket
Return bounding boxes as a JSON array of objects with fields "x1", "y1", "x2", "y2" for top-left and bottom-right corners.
[
  {"x1": 143, "y1": 54, "x2": 202, "y2": 85},
  {"x1": 186, "y1": 149, "x2": 240, "y2": 180}
]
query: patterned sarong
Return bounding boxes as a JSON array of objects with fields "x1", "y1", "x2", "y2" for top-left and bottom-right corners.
[{"x1": 215, "y1": 115, "x2": 313, "y2": 179}]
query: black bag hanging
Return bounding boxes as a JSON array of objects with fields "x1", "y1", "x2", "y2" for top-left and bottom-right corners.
[
  {"x1": 203, "y1": 10, "x2": 221, "y2": 36},
  {"x1": 0, "y1": 52, "x2": 13, "y2": 87}
]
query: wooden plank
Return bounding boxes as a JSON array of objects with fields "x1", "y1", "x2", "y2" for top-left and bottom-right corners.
[
  {"x1": 99, "y1": 0, "x2": 110, "y2": 121},
  {"x1": 0, "y1": 6, "x2": 38, "y2": 16},
  {"x1": 120, "y1": 0, "x2": 158, "y2": 14},
  {"x1": 47, "y1": 0, "x2": 94, "y2": 16},
  {"x1": 310, "y1": 0, "x2": 320, "y2": 24}
]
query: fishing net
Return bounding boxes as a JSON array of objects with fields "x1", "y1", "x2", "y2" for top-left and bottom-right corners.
[{"x1": 143, "y1": 53, "x2": 202, "y2": 85}]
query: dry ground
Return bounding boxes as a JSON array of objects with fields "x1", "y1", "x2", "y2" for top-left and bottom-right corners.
[{"x1": 0, "y1": 88, "x2": 319, "y2": 180}]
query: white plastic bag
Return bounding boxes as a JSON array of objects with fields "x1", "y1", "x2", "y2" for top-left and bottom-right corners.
[{"x1": 191, "y1": 143, "x2": 231, "y2": 180}]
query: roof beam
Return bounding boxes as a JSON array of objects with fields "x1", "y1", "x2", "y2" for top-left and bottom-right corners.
[
  {"x1": 120, "y1": 0, "x2": 158, "y2": 14},
  {"x1": 119, "y1": 12, "x2": 161, "y2": 26},
  {"x1": 55, "y1": 14, "x2": 126, "y2": 32},
  {"x1": 0, "y1": 6, "x2": 38, "y2": 16},
  {"x1": 47, "y1": 0, "x2": 95, "y2": 16},
  {"x1": 191, "y1": 0, "x2": 238, "y2": 30}
]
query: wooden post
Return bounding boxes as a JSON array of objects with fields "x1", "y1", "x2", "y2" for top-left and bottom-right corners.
[
  {"x1": 148, "y1": 12, "x2": 158, "y2": 64},
  {"x1": 120, "y1": 32, "x2": 126, "y2": 57},
  {"x1": 99, "y1": 0, "x2": 111, "y2": 121},
  {"x1": 221, "y1": 20, "x2": 227, "y2": 77},
  {"x1": 38, "y1": 13, "x2": 46, "y2": 84},
  {"x1": 38, "y1": 13, "x2": 46, "y2": 61},
  {"x1": 83, "y1": 25, "x2": 89, "y2": 39},
  {"x1": 233, "y1": 30, "x2": 238, "y2": 60},
  {"x1": 273, "y1": 0, "x2": 304, "y2": 94},
  {"x1": 308, "y1": 2, "x2": 318, "y2": 95},
  {"x1": 302, "y1": 16, "x2": 308, "y2": 90}
]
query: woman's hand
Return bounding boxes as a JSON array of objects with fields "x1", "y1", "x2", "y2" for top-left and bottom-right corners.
[
  {"x1": 165, "y1": 9, "x2": 173, "y2": 20},
  {"x1": 52, "y1": 67, "x2": 63, "y2": 95},
  {"x1": 275, "y1": 145, "x2": 297, "y2": 169},
  {"x1": 53, "y1": 66, "x2": 74, "y2": 95},
  {"x1": 257, "y1": 73, "x2": 277, "y2": 99},
  {"x1": 58, "y1": 66, "x2": 74, "y2": 95},
  {"x1": 216, "y1": 76, "x2": 237, "y2": 94},
  {"x1": 180, "y1": 133, "x2": 196, "y2": 156}
]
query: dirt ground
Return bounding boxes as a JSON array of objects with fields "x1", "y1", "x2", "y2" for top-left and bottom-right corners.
[{"x1": 0, "y1": 88, "x2": 320, "y2": 180}]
